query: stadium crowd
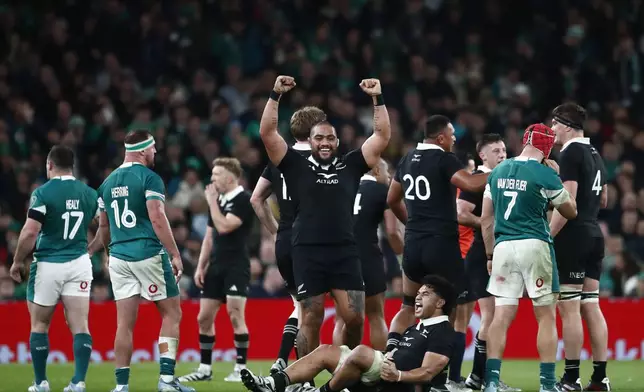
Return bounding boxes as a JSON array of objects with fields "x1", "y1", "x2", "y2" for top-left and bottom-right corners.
[{"x1": 0, "y1": 0, "x2": 643, "y2": 301}]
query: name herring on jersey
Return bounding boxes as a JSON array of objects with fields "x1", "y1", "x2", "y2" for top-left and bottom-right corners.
[
  {"x1": 260, "y1": 146, "x2": 311, "y2": 233},
  {"x1": 30, "y1": 175, "x2": 98, "y2": 262},
  {"x1": 278, "y1": 147, "x2": 370, "y2": 246},
  {"x1": 395, "y1": 144, "x2": 464, "y2": 237},
  {"x1": 98, "y1": 162, "x2": 167, "y2": 261},
  {"x1": 557, "y1": 137, "x2": 606, "y2": 237},
  {"x1": 486, "y1": 157, "x2": 567, "y2": 244}
]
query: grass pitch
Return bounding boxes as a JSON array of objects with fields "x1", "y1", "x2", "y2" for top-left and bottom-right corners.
[{"x1": 0, "y1": 360, "x2": 641, "y2": 392}]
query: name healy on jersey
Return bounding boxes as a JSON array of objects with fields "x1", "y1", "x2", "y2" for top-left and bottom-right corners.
[
  {"x1": 497, "y1": 178, "x2": 528, "y2": 192},
  {"x1": 316, "y1": 172, "x2": 339, "y2": 185}
]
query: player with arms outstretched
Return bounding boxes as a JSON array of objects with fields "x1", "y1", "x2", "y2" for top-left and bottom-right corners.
[
  {"x1": 10, "y1": 146, "x2": 97, "y2": 392},
  {"x1": 250, "y1": 106, "x2": 327, "y2": 373},
  {"x1": 481, "y1": 124, "x2": 577, "y2": 392},
  {"x1": 90, "y1": 130, "x2": 193, "y2": 392},
  {"x1": 549, "y1": 103, "x2": 611, "y2": 391}
]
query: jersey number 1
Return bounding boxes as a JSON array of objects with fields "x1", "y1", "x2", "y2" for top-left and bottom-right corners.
[
  {"x1": 61, "y1": 211, "x2": 84, "y2": 240},
  {"x1": 592, "y1": 170, "x2": 602, "y2": 196},
  {"x1": 281, "y1": 174, "x2": 290, "y2": 200},
  {"x1": 110, "y1": 199, "x2": 137, "y2": 228}
]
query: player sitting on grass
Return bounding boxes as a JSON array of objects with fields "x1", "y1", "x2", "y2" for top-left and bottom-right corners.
[{"x1": 241, "y1": 275, "x2": 456, "y2": 392}]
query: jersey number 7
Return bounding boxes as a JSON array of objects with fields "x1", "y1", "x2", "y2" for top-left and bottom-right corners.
[{"x1": 503, "y1": 191, "x2": 518, "y2": 220}]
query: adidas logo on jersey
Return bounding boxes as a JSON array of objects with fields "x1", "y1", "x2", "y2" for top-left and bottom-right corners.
[{"x1": 229, "y1": 285, "x2": 237, "y2": 292}]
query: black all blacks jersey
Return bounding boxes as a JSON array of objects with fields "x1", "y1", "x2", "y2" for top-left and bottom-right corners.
[
  {"x1": 557, "y1": 137, "x2": 606, "y2": 237},
  {"x1": 394, "y1": 143, "x2": 464, "y2": 237},
  {"x1": 277, "y1": 147, "x2": 370, "y2": 246},
  {"x1": 208, "y1": 186, "x2": 254, "y2": 262},
  {"x1": 260, "y1": 144, "x2": 311, "y2": 233},
  {"x1": 353, "y1": 175, "x2": 389, "y2": 250}
]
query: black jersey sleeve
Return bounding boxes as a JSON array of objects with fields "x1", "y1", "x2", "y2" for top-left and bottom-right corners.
[
  {"x1": 229, "y1": 194, "x2": 254, "y2": 223},
  {"x1": 207, "y1": 214, "x2": 214, "y2": 228},
  {"x1": 345, "y1": 148, "x2": 371, "y2": 176},
  {"x1": 260, "y1": 164, "x2": 272, "y2": 181},
  {"x1": 394, "y1": 156, "x2": 405, "y2": 183},
  {"x1": 379, "y1": 183, "x2": 390, "y2": 210},
  {"x1": 425, "y1": 326, "x2": 455, "y2": 358},
  {"x1": 458, "y1": 170, "x2": 482, "y2": 204},
  {"x1": 277, "y1": 147, "x2": 304, "y2": 175},
  {"x1": 559, "y1": 146, "x2": 582, "y2": 183},
  {"x1": 440, "y1": 153, "x2": 464, "y2": 182}
]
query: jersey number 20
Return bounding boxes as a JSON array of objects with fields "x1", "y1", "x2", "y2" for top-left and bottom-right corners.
[
  {"x1": 110, "y1": 199, "x2": 137, "y2": 229},
  {"x1": 403, "y1": 174, "x2": 430, "y2": 200},
  {"x1": 61, "y1": 211, "x2": 84, "y2": 240}
]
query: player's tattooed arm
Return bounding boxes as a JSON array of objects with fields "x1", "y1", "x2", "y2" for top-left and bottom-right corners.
[
  {"x1": 387, "y1": 352, "x2": 449, "y2": 383},
  {"x1": 549, "y1": 180, "x2": 578, "y2": 237},
  {"x1": 481, "y1": 194, "x2": 495, "y2": 260},
  {"x1": 9, "y1": 218, "x2": 41, "y2": 282},
  {"x1": 456, "y1": 199, "x2": 480, "y2": 228},
  {"x1": 387, "y1": 179, "x2": 408, "y2": 225},
  {"x1": 251, "y1": 177, "x2": 278, "y2": 234},
  {"x1": 261, "y1": 76, "x2": 293, "y2": 166},
  {"x1": 360, "y1": 79, "x2": 391, "y2": 168}
]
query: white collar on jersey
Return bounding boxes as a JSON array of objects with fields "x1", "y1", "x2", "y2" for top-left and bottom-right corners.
[
  {"x1": 293, "y1": 143, "x2": 311, "y2": 151},
  {"x1": 514, "y1": 156, "x2": 539, "y2": 162},
  {"x1": 52, "y1": 175, "x2": 76, "y2": 181},
  {"x1": 476, "y1": 165, "x2": 492, "y2": 173},
  {"x1": 308, "y1": 155, "x2": 337, "y2": 170},
  {"x1": 417, "y1": 315, "x2": 449, "y2": 329},
  {"x1": 360, "y1": 174, "x2": 377, "y2": 182},
  {"x1": 416, "y1": 143, "x2": 444, "y2": 151},
  {"x1": 560, "y1": 137, "x2": 590, "y2": 152},
  {"x1": 220, "y1": 185, "x2": 244, "y2": 202},
  {"x1": 119, "y1": 161, "x2": 144, "y2": 168}
]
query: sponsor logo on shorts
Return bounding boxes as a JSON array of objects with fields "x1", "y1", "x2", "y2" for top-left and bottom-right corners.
[
  {"x1": 569, "y1": 272, "x2": 585, "y2": 279},
  {"x1": 149, "y1": 284, "x2": 159, "y2": 296},
  {"x1": 79, "y1": 281, "x2": 89, "y2": 292},
  {"x1": 536, "y1": 278, "x2": 544, "y2": 288}
]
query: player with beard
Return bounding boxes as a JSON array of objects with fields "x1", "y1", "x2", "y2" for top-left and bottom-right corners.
[
  {"x1": 332, "y1": 158, "x2": 404, "y2": 351},
  {"x1": 251, "y1": 76, "x2": 391, "y2": 372},
  {"x1": 481, "y1": 124, "x2": 577, "y2": 392},
  {"x1": 455, "y1": 135, "x2": 520, "y2": 392},
  {"x1": 90, "y1": 130, "x2": 193, "y2": 392},
  {"x1": 250, "y1": 106, "x2": 327, "y2": 373},
  {"x1": 549, "y1": 103, "x2": 611, "y2": 391},
  {"x1": 386, "y1": 115, "x2": 489, "y2": 392},
  {"x1": 241, "y1": 275, "x2": 456, "y2": 392}
]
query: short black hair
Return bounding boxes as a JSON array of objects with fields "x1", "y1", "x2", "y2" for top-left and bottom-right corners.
[
  {"x1": 424, "y1": 115, "x2": 451, "y2": 138},
  {"x1": 124, "y1": 129, "x2": 152, "y2": 145},
  {"x1": 422, "y1": 275, "x2": 456, "y2": 315},
  {"x1": 47, "y1": 145, "x2": 75, "y2": 170},
  {"x1": 552, "y1": 102, "x2": 587, "y2": 130},
  {"x1": 476, "y1": 133, "x2": 504, "y2": 154}
]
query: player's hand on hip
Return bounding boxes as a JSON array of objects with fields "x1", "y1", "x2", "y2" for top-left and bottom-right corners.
[
  {"x1": 194, "y1": 267, "x2": 205, "y2": 289},
  {"x1": 204, "y1": 183, "x2": 219, "y2": 204},
  {"x1": 273, "y1": 76, "x2": 296, "y2": 94},
  {"x1": 543, "y1": 159, "x2": 560, "y2": 174},
  {"x1": 9, "y1": 261, "x2": 23, "y2": 283},
  {"x1": 359, "y1": 78, "x2": 382, "y2": 96},
  {"x1": 171, "y1": 255, "x2": 184, "y2": 283},
  {"x1": 380, "y1": 358, "x2": 399, "y2": 382},
  {"x1": 487, "y1": 259, "x2": 493, "y2": 275}
]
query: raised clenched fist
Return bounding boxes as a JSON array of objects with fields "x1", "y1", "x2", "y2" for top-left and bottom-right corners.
[
  {"x1": 273, "y1": 76, "x2": 296, "y2": 94},
  {"x1": 359, "y1": 78, "x2": 382, "y2": 96}
]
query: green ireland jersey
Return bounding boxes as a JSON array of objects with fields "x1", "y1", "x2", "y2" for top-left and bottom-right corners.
[
  {"x1": 30, "y1": 175, "x2": 99, "y2": 263},
  {"x1": 98, "y1": 162, "x2": 166, "y2": 261},
  {"x1": 484, "y1": 157, "x2": 568, "y2": 245}
]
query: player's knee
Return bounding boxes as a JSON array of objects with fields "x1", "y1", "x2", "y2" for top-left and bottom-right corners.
[
  {"x1": 31, "y1": 320, "x2": 50, "y2": 334},
  {"x1": 343, "y1": 311, "x2": 365, "y2": 330},
  {"x1": 558, "y1": 284, "x2": 582, "y2": 304},
  {"x1": 580, "y1": 289, "x2": 599, "y2": 304},
  {"x1": 197, "y1": 311, "x2": 214, "y2": 329},
  {"x1": 532, "y1": 293, "x2": 558, "y2": 307},
  {"x1": 346, "y1": 345, "x2": 372, "y2": 367}
]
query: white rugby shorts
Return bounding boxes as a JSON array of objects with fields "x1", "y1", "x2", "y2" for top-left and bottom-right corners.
[
  {"x1": 334, "y1": 345, "x2": 385, "y2": 385},
  {"x1": 109, "y1": 253, "x2": 178, "y2": 301},
  {"x1": 28, "y1": 254, "x2": 93, "y2": 306}
]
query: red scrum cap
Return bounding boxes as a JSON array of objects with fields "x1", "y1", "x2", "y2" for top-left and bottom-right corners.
[{"x1": 523, "y1": 123, "x2": 555, "y2": 159}]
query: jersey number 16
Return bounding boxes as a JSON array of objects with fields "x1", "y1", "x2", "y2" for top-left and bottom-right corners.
[{"x1": 110, "y1": 199, "x2": 137, "y2": 229}]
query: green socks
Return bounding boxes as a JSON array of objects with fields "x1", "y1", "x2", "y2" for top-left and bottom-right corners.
[
  {"x1": 540, "y1": 362, "x2": 556, "y2": 389},
  {"x1": 160, "y1": 358, "x2": 176, "y2": 377},
  {"x1": 484, "y1": 358, "x2": 502, "y2": 387},
  {"x1": 115, "y1": 367, "x2": 130, "y2": 386},
  {"x1": 72, "y1": 333, "x2": 92, "y2": 383},
  {"x1": 30, "y1": 332, "x2": 49, "y2": 384}
]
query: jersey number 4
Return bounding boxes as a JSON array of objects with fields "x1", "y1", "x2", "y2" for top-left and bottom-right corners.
[
  {"x1": 61, "y1": 211, "x2": 84, "y2": 240},
  {"x1": 592, "y1": 170, "x2": 602, "y2": 196},
  {"x1": 403, "y1": 174, "x2": 431, "y2": 200},
  {"x1": 281, "y1": 174, "x2": 291, "y2": 201},
  {"x1": 110, "y1": 199, "x2": 137, "y2": 228}
]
